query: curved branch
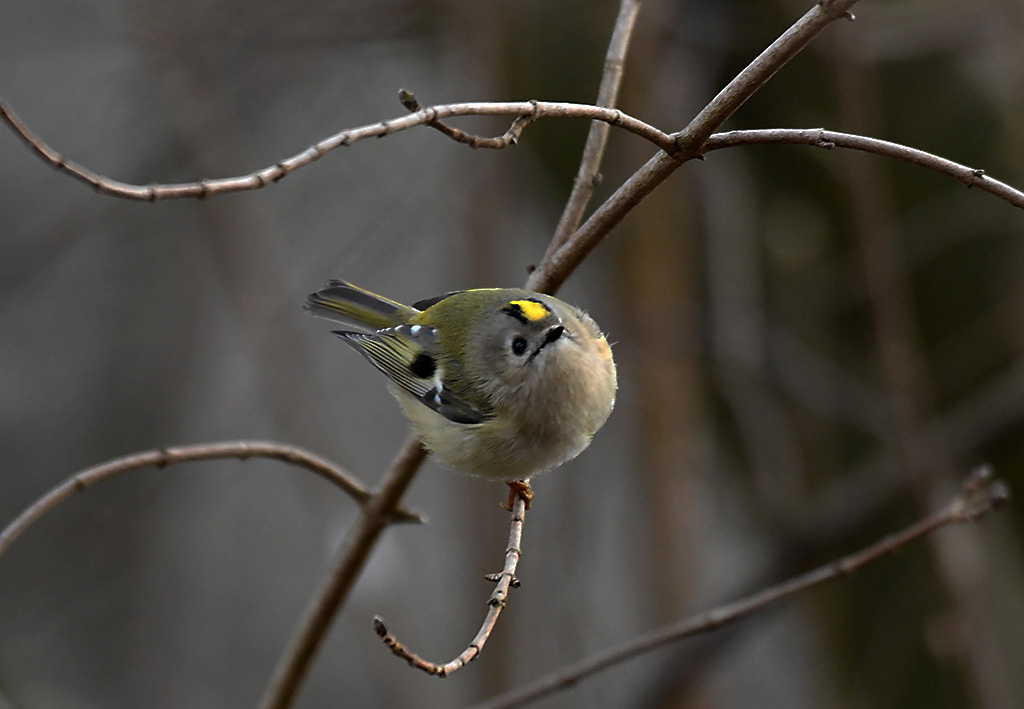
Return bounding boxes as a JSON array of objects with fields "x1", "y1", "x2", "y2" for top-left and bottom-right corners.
[
  {"x1": 0, "y1": 440, "x2": 423, "y2": 559},
  {"x1": 469, "y1": 467, "x2": 1009, "y2": 709},
  {"x1": 702, "y1": 128, "x2": 1024, "y2": 209},
  {"x1": 372, "y1": 491, "x2": 528, "y2": 677},
  {"x1": 0, "y1": 96, "x2": 674, "y2": 201}
]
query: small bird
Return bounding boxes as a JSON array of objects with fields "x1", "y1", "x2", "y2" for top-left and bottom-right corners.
[{"x1": 305, "y1": 280, "x2": 617, "y2": 507}]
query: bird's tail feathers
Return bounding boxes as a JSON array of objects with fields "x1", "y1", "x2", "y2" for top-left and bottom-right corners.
[{"x1": 305, "y1": 280, "x2": 418, "y2": 331}]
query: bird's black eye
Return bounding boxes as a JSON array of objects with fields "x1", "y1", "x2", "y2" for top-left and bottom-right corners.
[{"x1": 511, "y1": 337, "x2": 528, "y2": 356}]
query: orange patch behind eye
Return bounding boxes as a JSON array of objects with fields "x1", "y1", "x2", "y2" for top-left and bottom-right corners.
[{"x1": 509, "y1": 299, "x2": 549, "y2": 322}]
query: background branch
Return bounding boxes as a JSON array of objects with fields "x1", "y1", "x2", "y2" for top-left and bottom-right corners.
[{"x1": 835, "y1": 38, "x2": 1015, "y2": 705}]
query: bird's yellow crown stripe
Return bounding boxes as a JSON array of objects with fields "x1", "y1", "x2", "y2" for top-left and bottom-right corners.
[{"x1": 509, "y1": 299, "x2": 549, "y2": 322}]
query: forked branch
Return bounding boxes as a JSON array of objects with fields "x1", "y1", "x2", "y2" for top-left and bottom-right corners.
[{"x1": 526, "y1": 0, "x2": 866, "y2": 296}]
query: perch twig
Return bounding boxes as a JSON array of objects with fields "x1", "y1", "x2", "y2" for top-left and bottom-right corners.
[{"x1": 373, "y1": 492, "x2": 529, "y2": 677}]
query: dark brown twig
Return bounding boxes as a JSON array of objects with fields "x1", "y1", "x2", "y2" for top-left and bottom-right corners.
[
  {"x1": 0, "y1": 441, "x2": 423, "y2": 560},
  {"x1": 372, "y1": 492, "x2": 528, "y2": 677},
  {"x1": 469, "y1": 467, "x2": 1010, "y2": 709}
]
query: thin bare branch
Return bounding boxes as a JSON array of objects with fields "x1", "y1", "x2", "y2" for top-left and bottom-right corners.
[
  {"x1": 373, "y1": 492, "x2": 528, "y2": 677},
  {"x1": 469, "y1": 467, "x2": 1010, "y2": 709},
  {"x1": 546, "y1": 0, "x2": 643, "y2": 260},
  {"x1": 0, "y1": 441, "x2": 423, "y2": 560},
  {"x1": 0, "y1": 96, "x2": 673, "y2": 201},
  {"x1": 526, "y1": 0, "x2": 863, "y2": 295},
  {"x1": 702, "y1": 128, "x2": 1024, "y2": 209},
  {"x1": 259, "y1": 436, "x2": 428, "y2": 709}
]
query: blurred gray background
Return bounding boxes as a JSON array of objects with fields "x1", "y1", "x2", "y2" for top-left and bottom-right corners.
[{"x1": 2, "y1": 0, "x2": 1023, "y2": 707}]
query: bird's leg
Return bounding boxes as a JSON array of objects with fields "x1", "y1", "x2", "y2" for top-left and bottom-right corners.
[{"x1": 504, "y1": 479, "x2": 533, "y2": 511}]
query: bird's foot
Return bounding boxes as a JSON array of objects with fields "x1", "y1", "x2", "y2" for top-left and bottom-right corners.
[{"x1": 503, "y1": 479, "x2": 534, "y2": 511}]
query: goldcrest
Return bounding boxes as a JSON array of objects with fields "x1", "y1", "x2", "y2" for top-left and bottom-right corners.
[{"x1": 306, "y1": 280, "x2": 617, "y2": 482}]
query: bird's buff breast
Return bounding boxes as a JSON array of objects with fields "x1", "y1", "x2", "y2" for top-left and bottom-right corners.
[{"x1": 390, "y1": 337, "x2": 616, "y2": 480}]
